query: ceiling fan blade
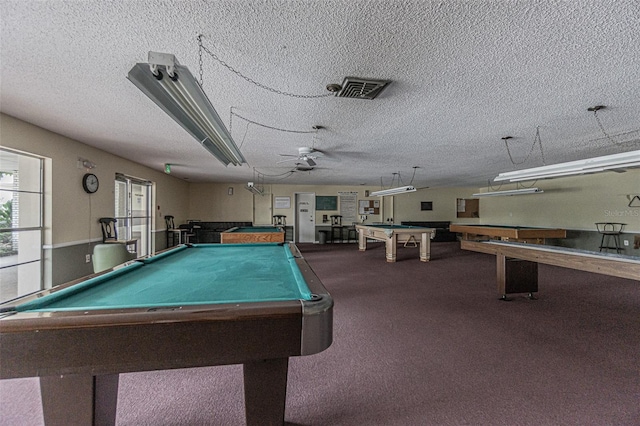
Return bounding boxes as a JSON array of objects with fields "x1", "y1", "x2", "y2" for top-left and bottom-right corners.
[
  {"x1": 278, "y1": 154, "x2": 298, "y2": 157},
  {"x1": 276, "y1": 158, "x2": 300, "y2": 164}
]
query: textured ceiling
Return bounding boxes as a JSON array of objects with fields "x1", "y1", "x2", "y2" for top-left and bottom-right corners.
[{"x1": 1, "y1": 0, "x2": 639, "y2": 188}]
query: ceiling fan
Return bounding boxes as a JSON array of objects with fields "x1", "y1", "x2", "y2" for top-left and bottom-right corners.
[{"x1": 278, "y1": 147, "x2": 322, "y2": 167}]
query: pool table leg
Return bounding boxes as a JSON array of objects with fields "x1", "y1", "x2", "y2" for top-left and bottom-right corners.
[
  {"x1": 419, "y1": 232, "x2": 430, "y2": 261},
  {"x1": 40, "y1": 373, "x2": 119, "y2": 426},
  {"x1": 496, "y1": 254, "x2": 539, "y2": 300},
  {"x1": 385, "y1": 235, "x2": 397, "y2": 262},
  {"x1": 358, "y1": 230, "x2": 367, "y2": 251},
  {"x1": 243, "y1": 357, "x2": 289, "y2": 426}
]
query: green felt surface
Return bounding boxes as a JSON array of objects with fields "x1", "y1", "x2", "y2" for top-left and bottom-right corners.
[
  {"x1": 18, "y1": 243, "x2": 312, "y2": 312},
  {"x1": 231, "y1": 226, "x2": 283, "y2": 233}
]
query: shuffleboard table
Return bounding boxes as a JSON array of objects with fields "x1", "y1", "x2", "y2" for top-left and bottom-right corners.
[
  {"x1": 0, "y1": 243, "x2": 333, "y2": 426},
  {"x1": 355, "y1": 224, "x2": 436, "y2": 262},
  {"x1": 461, "y1": 240, "x2": 640, "y2": 299},
  {"x1": 450, "y1": 224, "x2": 567, "y2": 244},
  {"x1": 220, "y1": 225, "x2": 285, "y2": 243}
]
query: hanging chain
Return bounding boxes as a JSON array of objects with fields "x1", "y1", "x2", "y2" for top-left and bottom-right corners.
[
  {"x1": 504, "y1": 127, "x2": 546, "y2": 166},
  {"x1": 593, "y1": 109, "x2": 622, "y2": 146},
  {"x1": 230, "y1": 108, "x2": 316, "y2": 134},
  {"x1": 536, "y1": 127, "x2": 546, "y2": 165},
  {"x1": 197, "y1": 35, "x2": 332, "y2": 99},
  {"x1": 198, "y1": 35, "x2": 204, "y2": 86}
]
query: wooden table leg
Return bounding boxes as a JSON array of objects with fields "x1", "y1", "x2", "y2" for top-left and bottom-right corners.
[
  {"x1": 358, "y1": 230, "x2": 368, "y2": 251},
  {"x1": 244, "y1": 358, "x2": 289, "y2": 426},
  {"x1": 497, "y1": 254, "x2": 538, "y2": 300},
  {"x1": 40, "y1": 373, "x2": 119, "y2": 426},
  {"x1": 385, "y1": 235, "x2": 397, "y2": 262},
  {"x1": 419, "y1": 232, "x2": 430, "y2": 261}
]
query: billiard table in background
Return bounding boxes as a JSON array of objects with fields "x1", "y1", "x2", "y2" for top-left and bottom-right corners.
[
  {"x1": 355, "y1": 224, "x2": 436, "y2": 262},
  {"x1": 0, "y1": 243, "x2": 333, "y2": 426},
  {"x1": 220, "y1": 225, "x2": 285, "y2": 243},
  {"x1": 461, "y1": 239, "x2": 640, "y2": 299},
  {"x1": 450, "y1": 224, "x2": 567, "y2": 244}
]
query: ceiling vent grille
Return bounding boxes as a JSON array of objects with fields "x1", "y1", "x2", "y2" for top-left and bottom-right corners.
[{"x1": 335, "y1": 77, "x2": 391, "y2": 100}]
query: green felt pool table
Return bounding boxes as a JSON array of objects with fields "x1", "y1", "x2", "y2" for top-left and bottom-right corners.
[
  {"x1": 355, "y1": 224, "x2": 436, "y2": 262},
  {"x1": 0, "y1": 243, "x2": 333, "y2": 426}
]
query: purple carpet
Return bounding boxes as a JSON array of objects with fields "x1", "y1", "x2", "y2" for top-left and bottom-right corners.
[{"x1": 1, "y1": 242, "x2": 639, "y2": 425}]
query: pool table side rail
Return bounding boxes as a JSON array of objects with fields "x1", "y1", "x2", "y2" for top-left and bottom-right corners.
[
  {"x1": 355, "y1": 224, "x2": 436, "y2": 239},
  {"x1": 461, "y1": 240, "x2": 640, "y2": 281},
  {"x1": 220, "y1": 227, "x2": 285, "y2": 243},
  {"x1": 450, "y1": 224, "x2": 567, "y2": 240},
  {"x1": 0, "y1": 294, "x2": 333, "y2": 381},
  {"x1": 0, "y1": 300, "x2": 306, "y2": 379},
  {"x1": 292, "y1": 254, "x2": 333, "y2": 356}
]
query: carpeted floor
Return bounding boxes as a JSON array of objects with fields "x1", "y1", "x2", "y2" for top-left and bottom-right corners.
[{"x1": 1, "y1": 242, "x2": 639, "y2": 425}]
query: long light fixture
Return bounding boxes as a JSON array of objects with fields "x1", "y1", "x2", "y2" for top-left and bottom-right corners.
[
  {"x1": 245, "y1": 182, "x2": 264, "y2": 196},
  {"x1": 472, "y1": 187, "x2": 544, "y2": 197},
  {"x1": 128, "y1": 52, "x2": 246, "y2": 166},
  {"x1": 370, "y1": 185, "x2": 416, "y2": 197},
  {"x1": 494, "y1": 150, "x2": 640, "y2": 183}
]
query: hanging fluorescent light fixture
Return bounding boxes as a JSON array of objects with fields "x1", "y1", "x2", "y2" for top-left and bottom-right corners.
[
  {"x1": 128, "y1": 52, "x2": 246, "y2": 166},
  {"x1": 245, "y1": 182, "x2": 264, "y2": 196},
  {"x1": 370, "y1": 185, "x2": 416, "y2": 197},
  {"x1": 472, "y1": 188, "x2": 544, "y2": 197},
  {"x1": 494, "y1": 150, "x2": 640, "y2": 183}
]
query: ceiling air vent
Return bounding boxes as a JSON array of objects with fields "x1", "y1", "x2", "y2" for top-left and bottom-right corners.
[{"x1": 334, "y1": 77, "x2": 391, "y2": 100}]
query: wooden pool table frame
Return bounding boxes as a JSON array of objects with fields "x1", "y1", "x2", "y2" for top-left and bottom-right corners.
[
  {"x1": 0, "y1": 243, "x2": 332, "y2": 426},
  {"x1": 461, "y1": 240, "x2": 640, "y2": 299},
  {"x1": 450, "y1": 224, "x2": 567, "y2": 244},
  {"x1": 355, "y1": 224, "x2": 436, "y2": 262},
  {"x1": 220, "y1": 226, "x2": 285, "y2": 243}
]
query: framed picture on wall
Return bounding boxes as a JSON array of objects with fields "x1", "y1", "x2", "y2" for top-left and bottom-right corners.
[
  {"x1": 274, "y1": 196, "x2": 291, "y2": 209},
  {"x1": 421, "y1": 201, "x2": 433, "y2": 211}
]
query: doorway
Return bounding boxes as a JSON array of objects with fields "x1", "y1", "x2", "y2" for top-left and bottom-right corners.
[
  {"x1": 295, "y1": 192, "x2": 315, "y2": 243},
  {"x1": 114, "y1": 174, "x2": 152, "y2": 256}
]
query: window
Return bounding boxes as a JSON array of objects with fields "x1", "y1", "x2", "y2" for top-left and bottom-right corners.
[{"x1": 0, "y1": 148, "x2": 43, "y2": 302}]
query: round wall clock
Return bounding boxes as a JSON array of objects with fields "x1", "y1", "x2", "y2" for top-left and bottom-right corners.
[{"x1": 82, "y1": 173, "x2": 99, "y2": 194}]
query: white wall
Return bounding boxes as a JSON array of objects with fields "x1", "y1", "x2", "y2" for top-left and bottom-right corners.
[
  {"x1": 1, "y1": 113, "x2": 191, "y2": 246},
  {"x1": 474, "y1": 171, "x2": 640, "y2": 232},
  {"x1": 188, "y1": 183, "x2": 481, "y2": 225}
]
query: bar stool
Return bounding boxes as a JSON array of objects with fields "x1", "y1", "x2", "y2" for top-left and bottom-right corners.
[
  {"x1": 595, "y1": 222, "x2": 625, "y2": 253},
  {"x1": 330, "y1": 215, "x2": 344, "y2": 243},
  {"x1": 165, "y1": 215, "x2": 182, "y2": 246},
  {"x1": 273, "y1": 215, "x2": 286, "y2": 226},
  {"x1": 346, "y1": 222, "x2": 358, "y2": 243}
]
